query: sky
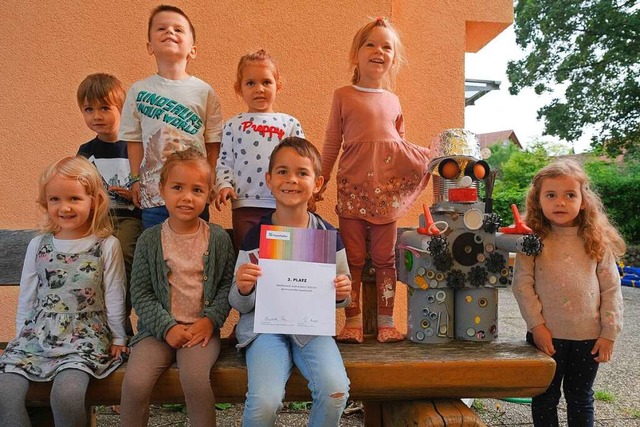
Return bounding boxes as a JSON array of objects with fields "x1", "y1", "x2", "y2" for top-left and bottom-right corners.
[{"x1": 464, "y1": 25, "x2": 593, "y2": 153}]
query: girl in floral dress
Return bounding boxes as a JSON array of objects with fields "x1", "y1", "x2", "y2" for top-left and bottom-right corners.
[
  {"x1": 0, "y1": 156, "x2": 127, "y2": 427},
  {"x1": 319, "y1": 17, "x2": 431, "y2": 343}
]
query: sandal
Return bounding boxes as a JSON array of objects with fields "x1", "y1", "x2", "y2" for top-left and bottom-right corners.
[
  {"x1": 336, "y1": 327, "x2": 364, "y2": 343},
  {"x1": 377, "y1": 327, "x2": 405, "y2": 343}
]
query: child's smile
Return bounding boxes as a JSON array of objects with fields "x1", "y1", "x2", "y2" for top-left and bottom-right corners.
[
  {"x1": 356, "y1": 26, "x2": 396, "y2": 88},
  {"x1": 46, "y1": 174, "x2": 93, "y2": 239},
  {"x1": 266, "y1": 147, "x2": 322, "y2": 209},
  {"x1": 160, "y1": 163, "x2": 210, "y2": 233},
  {"x1": 147, "y1": 11, "x2": 196, "y2": 63}
]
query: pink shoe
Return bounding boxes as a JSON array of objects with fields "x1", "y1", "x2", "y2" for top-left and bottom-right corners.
[
  {"x1": 336, "y1": 327, "x2": 364, "y2": 343},
  {"x1": 377, "y1": 327, "x2": 404, "y2": 343}
]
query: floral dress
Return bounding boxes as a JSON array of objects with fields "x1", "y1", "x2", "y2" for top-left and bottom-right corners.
[
  {"x1": 322, "y1": 86, "x2": 431, "y2": 224},
  {"x1": 0, "y1": 234, "x2": 121, "y2": 381}
]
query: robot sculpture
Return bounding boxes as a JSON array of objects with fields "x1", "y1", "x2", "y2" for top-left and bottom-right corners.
[{"x1": 398, "y1": 129, "x2": 542, "y2": 343}]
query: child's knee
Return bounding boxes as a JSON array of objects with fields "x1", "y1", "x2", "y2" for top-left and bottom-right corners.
[
  {"x1": 122, "y1": 372, "x2": 154, "y2": 398},
  {"x1": 329, "y1": 390, "x2": 349, "y2": 404},
  {"x1": 317, "y1": 374, "x2": 349, "y2": 402},
  {"x1": 179, "y1": 370, "x2": 213, "y2": 395},
  {"x1": 246, "y1": 392, "x2": 284, "y2": 418}
]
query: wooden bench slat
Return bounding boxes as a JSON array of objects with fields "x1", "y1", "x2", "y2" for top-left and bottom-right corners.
[{"x1": 22, "y1": 338, "x2": 554, "y2": 406}]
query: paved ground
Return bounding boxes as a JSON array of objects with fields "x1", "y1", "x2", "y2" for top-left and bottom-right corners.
[{"x1": 96, "y1": 286, "x2": 640, "y2": 426}]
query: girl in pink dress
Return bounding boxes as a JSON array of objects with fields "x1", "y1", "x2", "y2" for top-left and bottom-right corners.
[{"x1": 319, "y1": 17, "x2": 430, "y2": 343}]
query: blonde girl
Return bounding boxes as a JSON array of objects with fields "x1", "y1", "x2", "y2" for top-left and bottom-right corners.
[
  {"x1": 319, "y1": 18, "x2": 431, "y2": 343},
  {"x1": 513, "y1": 159, "x2": 625, "y2": 427},
  {"x1": 120, "y1": 148, "x2": 235, "y2": 426},
  {"x1": 0, "y1": 156, "x2": 127, "y2": 427},
  {"x1": 215, "y1": 49, "x2": 305, "y2": 248}
]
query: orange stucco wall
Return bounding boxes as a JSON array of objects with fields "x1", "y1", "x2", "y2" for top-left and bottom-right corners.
[{"x1": 0, "y1": 1, "x2": 512, "y2": 341}]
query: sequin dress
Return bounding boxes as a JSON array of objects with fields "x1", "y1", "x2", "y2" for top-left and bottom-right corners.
[
  {"x1": 0, "y1": 234, "x2": 123, "y2": 381},
  {"x1": 322, "y1": 86, "x2": 430, "y2": 224}
]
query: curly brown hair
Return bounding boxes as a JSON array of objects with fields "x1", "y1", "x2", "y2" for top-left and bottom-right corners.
[{"x1": 524, "y1": 159, "x2": 626, "y2": 260}]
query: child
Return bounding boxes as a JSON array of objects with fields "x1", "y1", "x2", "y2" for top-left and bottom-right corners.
[
  {"x1": 230, "y1": 137, "x2": 351, "y2": 426},
  {"x1": 120, "y1": 148, "x2": 235, "y2": 426},
  {"x1": 119, "y1": 4, "x2": 223, "y2": 230},
  {"x1": 76, "y1": 72, "x2": 143, "y2": 336},
  {"x1": 0, "y1": 156, "x2": 127, "y2": 427},
  {"x1": 215, "y1": 49, "x2": 305, "y2": 248},
  {"x1": 319, "y1": 17, "x2": 431, "y2": 343},
  {"x1": 512, "y1": 159, "x2": 625, "y2": 427}
]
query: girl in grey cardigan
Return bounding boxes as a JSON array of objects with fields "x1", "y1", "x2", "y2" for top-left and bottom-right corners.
[{"x1": 120, "y1": 148, "x2": 235, "y2": 426}]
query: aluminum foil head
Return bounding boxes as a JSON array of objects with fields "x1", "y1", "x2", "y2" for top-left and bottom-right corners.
[{"x1": 429, "y1": 129, "x2": 482, "y2": 174}]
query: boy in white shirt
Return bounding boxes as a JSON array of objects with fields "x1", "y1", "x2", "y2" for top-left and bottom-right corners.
[{"x1": 119, "y1": 4, "x2": 223, "y2": 229}]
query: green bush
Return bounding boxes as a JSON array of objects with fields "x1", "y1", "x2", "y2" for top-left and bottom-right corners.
[{"x1": 584, "y1": 159, "x2": 640, "y2": 245}]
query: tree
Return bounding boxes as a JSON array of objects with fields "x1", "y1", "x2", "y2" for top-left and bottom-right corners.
[
  {"x1": 485, "y1": 143, "x2": 549, "y2": 223},
  {"x1": 507, "y1": 0, "x2": 640, "y2": 157}
]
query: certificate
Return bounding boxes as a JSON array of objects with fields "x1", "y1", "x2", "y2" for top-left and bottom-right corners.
[{"x1": 254, "y1": 225, "x2": 337, "y2": 336}]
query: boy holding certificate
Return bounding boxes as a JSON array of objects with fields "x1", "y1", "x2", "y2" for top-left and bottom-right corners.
[{"x1": 229, "y1": 137, "x2": 352, "y2": 426}]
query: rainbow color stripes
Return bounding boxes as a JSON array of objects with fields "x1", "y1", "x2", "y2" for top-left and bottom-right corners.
[{"x1": 258, "y1": 225, "x2": 336, "y2": 264}]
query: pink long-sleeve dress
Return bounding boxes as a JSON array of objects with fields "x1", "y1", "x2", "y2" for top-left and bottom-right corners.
[{"x1": 322, "y1": 85, "x2": 430, "y2": 224}]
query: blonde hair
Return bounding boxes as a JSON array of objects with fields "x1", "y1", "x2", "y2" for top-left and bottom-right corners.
[
  {"x1": 38, "y1": 156, "x2": 112, "y2": 238},
  {"x1": 159, "y1": 147, "x2": 213, "y2": 201},
  {"x1": 349, "y1": 17, "x2": 406, "y2": 90},
  {"x1": 233, "y1": 49, "x2": 281, "y2": 95},
  {"x1": 76, "y1": 73, "x2": 126, "y2": 112},
  {"x1": 524, "y1": 159, "x2": 626, "y2": 260}
]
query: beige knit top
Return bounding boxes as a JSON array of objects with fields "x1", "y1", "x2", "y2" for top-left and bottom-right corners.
[
  {"x1": 512, "y1": 225, "x2": 623, "y2": 341},
  {"x1": 161, "y1": 219, "x2": 210, "y2": 324}
]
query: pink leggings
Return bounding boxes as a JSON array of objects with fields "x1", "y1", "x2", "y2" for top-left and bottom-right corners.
[
  {"x1": 338, "y1": 217, "x2": 398, "y2": 318},
  {"x1": 120, "y1": 333, "x2": 221, "y2": 427}
]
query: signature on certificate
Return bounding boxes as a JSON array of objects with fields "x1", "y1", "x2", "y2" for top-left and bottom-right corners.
[
  {"x1": 263, "y1": 315, "x2": 292, "y2": 325},
  {"x1": 301, "y1": 316, "x2": 319, "y2": 325}
]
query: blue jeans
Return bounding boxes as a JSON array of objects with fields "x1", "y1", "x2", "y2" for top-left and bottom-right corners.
[
  {"x1": 243, "y1": 334, "x2": 350, "y2": 427},
  {"x1": 527, "y1": 333, "x2": 599, "y2": 427},
  {"x1": 142, "y1": 205, "x2": 210, "y2": 230}
]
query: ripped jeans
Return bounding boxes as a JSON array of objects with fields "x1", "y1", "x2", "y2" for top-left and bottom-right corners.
[{"x1": 242, "y1": 334, "x2": 350, "y2": 427}]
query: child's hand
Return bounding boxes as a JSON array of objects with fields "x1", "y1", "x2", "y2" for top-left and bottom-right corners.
[
  {"x1": 110, "y1": 344, "x2": 129, "y2": 359},
  {"x1": 165, "y1": 324, "x2": 193, "y2": 349},
  {"x1": 184, "y1": 317, "x2": 215, "y2": 348},
  {"x1": 592, "y1": 337, "x2": 615, "y2": 363},
  {"x1": 131, "y1": 182, "x2": 141, "y2": 207},
  {"x1": 109, "y1": 186, "x2": 133, "y2": 201},
  {"x1": 334, "y1": 274, "x2": 351, "y2": 302},
  {"x1": 531, "y1": 324, "x2": 555, "y2": 356},
  {"x1": 215, "y1": 188, "x2": 238, "y2": 211},
  {"x1": 236, "y1": 262, "x2": 262, "y2": 295}
]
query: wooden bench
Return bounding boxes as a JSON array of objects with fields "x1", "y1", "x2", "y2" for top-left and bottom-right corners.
[{"x1": 0, "y1": 229, "x2": 556, "y2": 426}]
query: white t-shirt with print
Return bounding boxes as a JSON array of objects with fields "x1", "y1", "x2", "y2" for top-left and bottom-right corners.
[{"x1": 119, "y1": 74, "x2": 223, "y2": 208}]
